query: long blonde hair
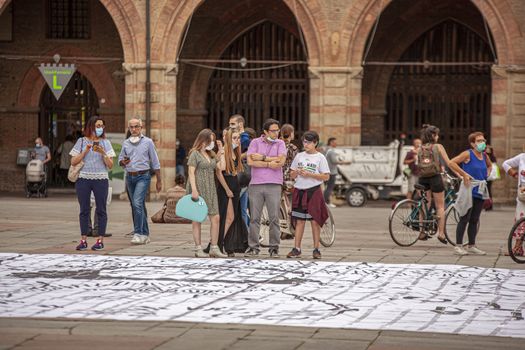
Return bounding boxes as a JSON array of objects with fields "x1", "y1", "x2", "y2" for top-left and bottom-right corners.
[
  {"x1": 223, "y1": 128, "x2": 244, "y2": 175},
  {"x1": 190, "y1": 129, "x2": 216, "y2": 158}
]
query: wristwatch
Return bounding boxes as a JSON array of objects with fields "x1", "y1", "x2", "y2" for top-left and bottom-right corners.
[{"x1": 262, "y1": 155, "x2": 266, "y2": 161}]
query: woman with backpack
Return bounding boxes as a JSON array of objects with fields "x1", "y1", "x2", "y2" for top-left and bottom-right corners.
[
  {"x1": 417, "y1": 125, "x2": 471, "y2": 244},
  {"x1": 450, "y1": 132, "x2": 492, "y2": 255}
]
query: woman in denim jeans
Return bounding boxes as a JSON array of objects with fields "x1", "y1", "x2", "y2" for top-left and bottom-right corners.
[{"x1": 70, "y1": 116, "x2": 115, "y2": 251}]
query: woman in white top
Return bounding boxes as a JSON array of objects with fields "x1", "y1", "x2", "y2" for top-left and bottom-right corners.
[
  {"x1": 502, "y1": 150, "x2": 525, "y2": 257},
  {"x1": 502, "y1": 150, "x2": 525, "y2": 220},
  {"x1": 70, "y1": 117, "x2": 115, "y2": 251},
  {"x1": 286, "y1": 131, "x2": 330, "y2": 259}
]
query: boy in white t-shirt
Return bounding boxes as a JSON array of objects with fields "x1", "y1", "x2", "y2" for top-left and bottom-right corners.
[{"x1": 287, "y1": 131, "x2": 331, "y2": 259}]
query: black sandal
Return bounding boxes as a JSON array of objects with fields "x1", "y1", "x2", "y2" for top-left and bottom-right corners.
[{"x1": 437, "y1": 236, "x2": 448, "y2": 245}]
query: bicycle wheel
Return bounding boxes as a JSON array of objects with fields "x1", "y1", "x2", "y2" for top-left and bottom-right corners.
[
  {"x1": 389, "y1": 199, "x2": 422, "y2": 247},
  {"x1": 508, "y1": 217, "x2": 525, "y2": 264},
  {"x1": 444, "y1": 205, "x2": 474, "y2": 246},
  {"x1": 258, "y1": 205, "x2": 270, "y2": 247},
  {"x1": 320, "y1": 208, "x2": 336, "y2": 247},
  {"x1": 444, "y1": 206, "x2": 469, "y2": 246}
]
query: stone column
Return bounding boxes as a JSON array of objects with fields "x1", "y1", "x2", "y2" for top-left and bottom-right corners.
[
  {"x1": 309, "y1": 66, "x2": 363, "y2": 146},
  {"x1": 491, "y1": 65, "x2": 525, "y2": 203},
  {"x1": 123, "y1": 63, "x2": 177, "y2": 198}
]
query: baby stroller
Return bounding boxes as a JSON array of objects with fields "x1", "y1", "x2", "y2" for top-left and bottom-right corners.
[{"x1": 25, "y1": 159, "x2": 47, "y2": 198}]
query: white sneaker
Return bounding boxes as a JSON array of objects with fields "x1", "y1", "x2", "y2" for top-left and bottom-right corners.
[
  {"x1": 209, "y1": 245, "x2": 227, "y2": 258},
  {"x1": 130, "y1": 234, "x2": 141, "y2": 244},
  {"x1": 467, "y1": 246, "x2": 486, "y2": 255},
  {"x1": 328, "y1": 203, "x2": 337, "y2": 208},
  {"x1": 139, "y1": 235, "x2": 151, "y2": 245},
  {"x1": 454, "y1": 246, "x2": 469, "y2": 256},
  {"x1": 194, "y1": 246, "x2": 208, "y2": 258}
]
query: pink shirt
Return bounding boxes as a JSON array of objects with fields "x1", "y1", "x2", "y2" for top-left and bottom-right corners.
[{"x1": 247, "y1": 136, "x2": 287, "y2": 185}]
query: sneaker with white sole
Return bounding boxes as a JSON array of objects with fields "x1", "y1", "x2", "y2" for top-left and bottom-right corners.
[
  {"x1": 138, "y1": 235, "x2": 151, "y2": 245},
  {"x1": 454, "y1": 246, "x2": 469, "y2": 256},
  {"x1": 467, "y1": 246, "x2": 486, "y2": 255},
  {"x1": 130, "y1": 234, "x2": 141, "y2": 244},
  {"x1": 327, "y1": 203, "x2": 337, "y2": 208}
]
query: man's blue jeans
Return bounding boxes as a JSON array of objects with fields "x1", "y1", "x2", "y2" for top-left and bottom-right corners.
[
  {"x1": 126, "y1": 173, "x2": 151, "y2": 235},
  {"x1": 240, "y1": 187, "x2": 249, "y2": 229}
]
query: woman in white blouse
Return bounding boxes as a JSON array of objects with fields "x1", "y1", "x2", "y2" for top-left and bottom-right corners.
[
  {"x1": 502, "y1": 150, "x2": 525, "y2": 220},
  {"x1": 502, "y1": 149, "x2": 525, "y2": 257},
  {"x1": 70, "y1": 116, "x2": 115, "y2": 251}
]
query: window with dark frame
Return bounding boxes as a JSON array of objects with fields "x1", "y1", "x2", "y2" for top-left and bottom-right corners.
[{"x1": 48, "y1": 0, "x2": 90, "y2": 39}]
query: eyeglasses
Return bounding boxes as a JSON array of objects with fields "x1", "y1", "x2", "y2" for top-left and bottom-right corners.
[
  {"x1": 129, "y1": 125, "x2": 142, "y2": 129},
  {"x1": 268, "y1": 129, "x2": 280, "y2": 133},
  {"x1": 303, "y1": 140, "x2": 314, "y2": 144},
  {"x1": 475, "y1": 139, "x2": 487, "y2": 143}
]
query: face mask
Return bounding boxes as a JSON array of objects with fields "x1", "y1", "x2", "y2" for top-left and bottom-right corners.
[
  {"x1": 176, "y1": 141, "x2": 180, "y2": 147},
  {"x1": 476, "y1": 142, "x2": 486, "y2": 152},
  {"x1": 95, "y1": 127, "x2": 104, "y2": 137},
  {"x1": 129, "y1": 136, "x2": 141, "y2": 144},
  {"x1": 35, "y1": 143, "x2": 41, "y2": 148},
  {"x1": 267, "y1": 136, "x2": 276, "y2": 143},
  {"x1": 232, "y1": 143, "x2": 238, "y2": 150},
  {"x1": 205, "y1": 141, "x2": 215, "y2": 151}
]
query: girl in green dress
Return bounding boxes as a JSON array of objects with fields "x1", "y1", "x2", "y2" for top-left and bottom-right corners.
[{"x1": 187, "y1": 129, "x2": 227, "y2": 258}]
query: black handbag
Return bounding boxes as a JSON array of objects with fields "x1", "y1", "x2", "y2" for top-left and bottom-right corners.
[{"x1": 237, "y1": 158, "x2": 251, "y2": 188}]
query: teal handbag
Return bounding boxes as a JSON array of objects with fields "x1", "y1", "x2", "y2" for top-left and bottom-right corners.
[{"x1": 175, "y1": 195, "x2": 209, "y2": 222}]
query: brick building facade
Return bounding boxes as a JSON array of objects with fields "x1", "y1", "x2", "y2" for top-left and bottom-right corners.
[{"x1": 0, "y1": 0, "x2": 524, "y2": 201}]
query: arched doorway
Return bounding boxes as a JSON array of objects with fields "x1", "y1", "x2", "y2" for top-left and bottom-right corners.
[
  {"x1": 39, "y1": 72, "x2": 99, "y2": 186},
  {"x1": 385, "y1": 20, "x2": 494, "y2": 155},
  {"x1": 175, "y1": 0, "x2": 310, "y2": 146},
  {"x1": 361, "y1": 0, "x2": 496, "y2": 155},
  {"x1": 206, "y1": 21, "x2": 309, "y2": 134}
]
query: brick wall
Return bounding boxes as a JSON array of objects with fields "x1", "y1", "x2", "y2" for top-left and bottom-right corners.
[{"x1": 0, "y1": 0, "x2": 125, "y2": 191}]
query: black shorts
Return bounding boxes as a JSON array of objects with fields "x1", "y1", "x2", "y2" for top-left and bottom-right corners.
[{"x1": 418, "y1": 174, "x2": 445, "y2": 193}]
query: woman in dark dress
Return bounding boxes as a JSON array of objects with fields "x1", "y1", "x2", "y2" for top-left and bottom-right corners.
[{"x1": 216, "y1": 128, "x2": 249, "y2": 256}]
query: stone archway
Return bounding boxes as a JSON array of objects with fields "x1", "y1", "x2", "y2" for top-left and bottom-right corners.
[
  {"x1": 350, "y1": 0, "x2": 522, "y2": 201},
  {"x1": 0, "y1": 0, "x2": 141, "y2": 63}
]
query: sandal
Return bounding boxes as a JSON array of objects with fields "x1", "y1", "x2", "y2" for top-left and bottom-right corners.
[
  {"x1": 437, "y1": 235, "x2": 448, "y2": 245},
  {"x1": 418, "y1": 233, "x2": 429, "y2": 241}
]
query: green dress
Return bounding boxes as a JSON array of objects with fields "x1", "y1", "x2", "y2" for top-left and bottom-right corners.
[{"x1": 186, "y1": 151, "x2": 219, "y2": 216}]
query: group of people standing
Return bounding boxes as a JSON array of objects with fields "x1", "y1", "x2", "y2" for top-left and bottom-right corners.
[
  {"x1": 69, "y1": 115, "x2": 525, "y2": 260},
  {"x1": 72, "y1": 116, "x2": 161, "y2": 251},
  {"x1": 186, "y1": 116, "x2": 332, "y2": 259},
  {"x1": 402, "y1": 124, "x2": 525, "y2": 257}
]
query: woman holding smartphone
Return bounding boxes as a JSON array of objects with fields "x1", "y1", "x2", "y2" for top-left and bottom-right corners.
[{"x1": 70, "y1": 116, "x2": 115, "y2": 251}]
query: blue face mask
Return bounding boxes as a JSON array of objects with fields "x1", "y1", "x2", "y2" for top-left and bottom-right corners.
[
  {"x1": 476, "y1": 142, "x2": 486, "y2": 152},
  {"x1": 95, "y1": 127, "x2": 104, "y2": 137}
]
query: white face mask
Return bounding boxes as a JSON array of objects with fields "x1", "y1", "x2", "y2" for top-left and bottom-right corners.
[
  {"x1": 232, "y1": 143, "x2": 238, "y2": 150},
  {"x1": 205, "y1": 141, "x2": 215, "y2": 151},
  {"x1": 129, "y1": 136, "x2": 141, "y2": 144},
  {"x1": 267, "y1": 136, "x2": 276, "y2": 143}
]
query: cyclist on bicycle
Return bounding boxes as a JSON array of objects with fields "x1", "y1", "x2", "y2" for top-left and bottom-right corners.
[{"x1": 417, "y1": 124, "x2": 471, "y2": 244}]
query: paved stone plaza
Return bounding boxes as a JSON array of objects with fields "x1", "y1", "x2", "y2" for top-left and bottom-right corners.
[{"x1": 0, "y1": 195, "x2": 524, "y2": 349}]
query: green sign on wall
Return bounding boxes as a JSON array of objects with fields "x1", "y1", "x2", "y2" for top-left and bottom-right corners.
[{"x1": 38, "y1": 63, "x2": 76, "y2": 100}]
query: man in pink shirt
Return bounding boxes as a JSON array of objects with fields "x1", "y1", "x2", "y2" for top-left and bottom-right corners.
[{"x1": 245, "y1": 119, "x2": 287, "y2": 257}]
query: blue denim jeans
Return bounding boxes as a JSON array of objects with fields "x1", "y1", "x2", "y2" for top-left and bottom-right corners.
[
  {"x1": 240, "y1": 187, "x2": 249, "y2": 229},
  {"x1": 75, "y1": 178, "x2": 109, "y2": 236},
  {"x1": 126, "y1": 173, "x2": 151, "y2": 235}
]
